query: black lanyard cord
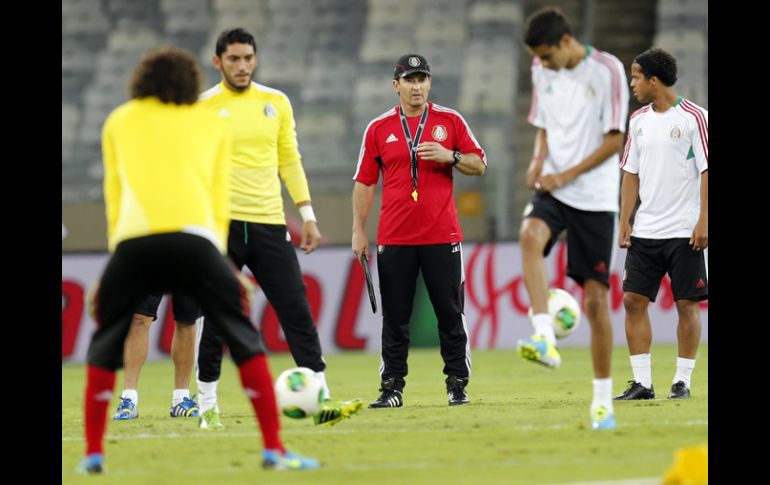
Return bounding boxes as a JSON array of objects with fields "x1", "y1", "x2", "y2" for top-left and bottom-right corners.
[{"x1": 398, "y1": 105, "x2": 429, "y2": 202}]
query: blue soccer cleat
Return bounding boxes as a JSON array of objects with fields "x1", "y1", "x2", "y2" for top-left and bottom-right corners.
[
  {"x1": 516, "y1": 335, "x2": 562, "y2": 369},
  {"x1": 112, "y1": 397, "x2": 138, "y2": 420},
  {"x1": 170, "y1": 396, "x2": 200, "y2": 417},
  {"x1": 591, "y1": 405, "x2": 617, "y2": 430},
  {"x1": 262, "y1": 449, "x2": 320, "y2": 470},
  {"x1": 77, "y1": 453, "x2": 104, "y2": 474}
]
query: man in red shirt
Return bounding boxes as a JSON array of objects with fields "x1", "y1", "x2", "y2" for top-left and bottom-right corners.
[{"x1": 352, "y1": 54, "x2": 487, "y2": 408}]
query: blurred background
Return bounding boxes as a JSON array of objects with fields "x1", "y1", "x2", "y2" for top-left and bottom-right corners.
[{"x1": 62, "y1": 0, "x2": 708, "y2": 251}]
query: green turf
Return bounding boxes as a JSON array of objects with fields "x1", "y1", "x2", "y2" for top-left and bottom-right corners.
[{"x1": 62, "y1": 344, "x2": 707, "y2": 484}]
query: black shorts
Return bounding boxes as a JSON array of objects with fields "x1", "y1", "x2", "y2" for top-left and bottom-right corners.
[
  {"x1": 134, "y1": 292, "x2": 201, "y2": 322},
  {"x1": 524, "y1": 192, "x2": 616, "y2": 286},
  {"x1": 623, "y1": 237, "x2": 708, "y2": 302}
]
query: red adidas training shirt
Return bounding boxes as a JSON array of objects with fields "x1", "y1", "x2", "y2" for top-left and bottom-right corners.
[{"x1": 353, "y1": 102, "x2": 487, "y2": 245}]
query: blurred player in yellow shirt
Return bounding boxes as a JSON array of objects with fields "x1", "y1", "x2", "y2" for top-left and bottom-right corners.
[{"x1": 79, "y1": 47, "x2": 319, "y2": 474}]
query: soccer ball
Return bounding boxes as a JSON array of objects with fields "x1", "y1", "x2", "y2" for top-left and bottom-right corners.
[
  {"x1": 528, "y1": 288, "x2": 581, "y2": 339},
  {"x1": 274, "y1": 367, "x2": 325, "y2": 419}
]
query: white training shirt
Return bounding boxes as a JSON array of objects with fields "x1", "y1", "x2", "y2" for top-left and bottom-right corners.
[
  {"x1": 620, "y1": 98, "x2": 708, "y2": 239},
  {"x1": 528, "y1": 46, "x2": 629, "y2": 212}
]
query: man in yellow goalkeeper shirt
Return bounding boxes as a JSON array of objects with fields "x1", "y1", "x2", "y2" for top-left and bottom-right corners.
[{"x1": 194, "y1": 28, "x2": 362, "y2": 429}]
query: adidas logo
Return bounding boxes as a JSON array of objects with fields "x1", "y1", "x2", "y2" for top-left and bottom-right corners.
[
  {"x1": 386, "y1": 133, "x2": 398, "y2": 143},
  {"x1": 696, "y1": 278, "x2": 706, "y2": 289}
]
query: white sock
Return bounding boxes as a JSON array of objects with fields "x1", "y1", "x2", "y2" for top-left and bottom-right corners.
[
  {"x1": 315, "y1": 371, "x2": 331, "y2": 400},
  {"x1": 531, "y1": 313, "x2": 557, "y2": 346},
  {"x1": 197, "y1": 379, "x2": 219, "y2": 413},
  {"x1": 591, "y1": 377, "x2": 613, "y2": 413},
  {"x1": 172, "y1": 389, "x2": 190, "y2": 407},
  {"x1": 630, "y1": 353, "x2": 652, "y2": 389},
  {"x1": 121, "y1": 389, "x2": 138, "y2": 405},
  {"x1": 673, "y1": 357, "x2": 695, "y2": 389}
]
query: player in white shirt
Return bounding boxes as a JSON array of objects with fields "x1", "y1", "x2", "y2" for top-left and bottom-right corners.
[
  {"x1": 615, "y1": 48, "x2": 708, "y2": 402},
  {"x1": 516, "y1": 7, "x2": 628, "y2": 431}
]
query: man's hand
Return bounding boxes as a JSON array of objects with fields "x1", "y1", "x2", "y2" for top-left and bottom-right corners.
[
  {"x1": 619, "y1": 221, "x2": 633, "y2": 248},
  {"x1": 352, "y1": 229, "x2": 369, "y2": 264},
  {"x1": 86, "y1": 280, "x2": 100, "y2": 320},
  {"x1": 416, "y1": 142, "x2": 453, "y2": 163},
  {"x1": 535, "y1": 173, "x2": 566, "y2": 192},
  {"x1": 690, "y1": 219, "x2": 708, "y2": 251},
  {"x1": 527, "y1": 159, "x2": 544, "y2": 190},
  {"x1": 300, "y1": 221, "x2": 321, "y2": 254}
]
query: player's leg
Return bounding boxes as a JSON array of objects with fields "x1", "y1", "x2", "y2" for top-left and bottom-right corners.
[
  {"x1": 667, "y1": 239, "x2": 708, "y2": 399},
  {"x1": 246, "y1": 224, "x2": 327, "y2": 389},
  {"x1": 81, "y1": 238, "x2": 155, "y2": 474},
  {"x1": 564, "y1": 207, "x2": 616, "y2": 429},
  {"x1": 419, "y1": 243, "x2": 471, "y2": 405},
  {"x1": 369, "y1": 245, "x2": 419, "y2": 408},
  {"x1": 168, "y1": 293, "x2": 201, "y2": 416},
  {"x1": 195, "y1": 221, "x2": 245, "y2": 428},
  {"x1": 517, "y1": 193, "x2": 564, "y2": 367},
  {"x1": 183, "y1": 234, "x2": 318, "y2": 470},
  {"x1": 616, "y1": 237, "x2": 666, "y2": 400},
  {"x1": 112, "y1": 294, "x2": 161, "y2": 420}
]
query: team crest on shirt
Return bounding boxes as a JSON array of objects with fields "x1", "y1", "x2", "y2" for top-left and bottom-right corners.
[
  {"x1": 432, "y1": 125, "x2": 447, "y2": 141},
  {"x1": 264, "y1": 103, "x2": 276, "y2": 118},
  {"x1": 670, "y1": 125, "x2": 683, "y2": 139}
]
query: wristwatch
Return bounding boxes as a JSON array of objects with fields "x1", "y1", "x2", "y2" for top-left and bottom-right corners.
[{"x1": 451, "y1": 150, "x2": 462, "y2": 166}]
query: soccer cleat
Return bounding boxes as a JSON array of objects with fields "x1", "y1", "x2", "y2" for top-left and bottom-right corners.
[
  {"x1": 313, "y1": 398, "x2": 364, "y2": 426},
  {"x1": 516, "y1": 335, "x2": 562, "y2": 369},
  {"x1": 112, "y1": 397, "x2": 138, "y2": 420},
  {"x1": 668, "y1": 381, "x2": 691, "y2": 399},
  {"x1": 446, "y1": 375, "x2": 470, "y2": 406},
  {"x1": 170, "y1": 396, "x2": 200, "y2": 417},
  {"x1": 614, "y1": 381, "x2": 655, "y2": 400},
  {"x1": 262, "y1": 449, "x2": 320, "y2": 470},
  {"x1": 199, "y1": 407, "x2": 224, "y2": 430},
  {"x1": 368, "y1": 378, "x2": 404, "y2": 408},
  {"x1": 591, "y1": 405, "x2": 616, "y2": 430},
  {"x1": 77, "y1": 453, "x2": 104, "y2": 474}
]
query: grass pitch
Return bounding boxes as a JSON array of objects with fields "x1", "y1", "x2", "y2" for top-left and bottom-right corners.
[{"x1": 62, "y1": 344, "x2": 707, "y2": 484}]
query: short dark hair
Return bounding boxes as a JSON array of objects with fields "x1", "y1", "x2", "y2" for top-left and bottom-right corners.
[
  {"x1": 524, "y1": 6, "x2": 572, "y2": 48},
  {"x1": 215, "y1": 28, "x2": 258, "y2": 57},
  {"x1": 634, "y1": 48, "x2": 678, "y2": 87},
  {"x1": 129, "y1": 47, "x2": 201, "y2": 105}
]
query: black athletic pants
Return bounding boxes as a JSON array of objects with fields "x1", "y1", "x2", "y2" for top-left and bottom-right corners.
[
  {"x1": 88, "y1": 233, "x2": 264, "y2": 370},
  {"x1": 197, "y1": 221, "x2": 324, "y2": 382},
  {"x1": 377, "y1": 242, "x2": 471, "y2": 391}
]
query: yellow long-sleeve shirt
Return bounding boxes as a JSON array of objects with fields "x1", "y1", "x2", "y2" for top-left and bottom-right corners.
[
  {"x1": 102, "y1": 97, "x2": 232, "y2": 252},
  {"x1": 199, "y1": 81, "x2": 310, "y2": 224}
]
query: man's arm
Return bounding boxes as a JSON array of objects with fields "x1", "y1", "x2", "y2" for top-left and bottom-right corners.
[
  {"x1": 537, "y1": 130, "x2": 624, "y2": 192},
  {"x1": 690, "y1": 170, "x2": 708, "y2": 250},
  {"x1": 352, "y1": 181, "x2": 376, "y2": 263},
  {"x1": 101, "y1": 119, "x2": 121, "y2": 252},
  {"x1": 528, "y1": 128, "x2": 548, "y2": 190},
  {"x1": 274, "y1": 94, "x2": 321, "y2": 253},
  {"x1": 415, "y1": 142, "x2": 485, "y2": 175},
  {"x1": 619, "y1": 171, "x2": 639, "y2": 248}
]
